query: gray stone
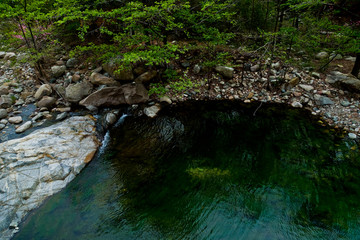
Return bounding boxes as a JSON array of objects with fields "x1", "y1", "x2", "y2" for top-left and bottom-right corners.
[
  {"x1": 15, "y1": 121, "x2": 32, "y2": 133},
  {"x1": 89, "y1": 72, "x2": 119, "y2": 86},
  {"x1": 0, "y1": 51, "x2": 6, "y2": 59},
  {"x1": 37, "y1": 96, "x2": 56, "y2": 109},
  {"x1": 66, "y1": 58, "x2": 78, "y2": 68},
  {"x1": 345, "y1": 56, "x2": 356, "y2": 62},
  {"x1": 0, "y1": 123, "x2": 5, "y2": 130},
  {"x1": 316, "y1": 96, "x2": 334, "y2": 106},
  {"x1": 144, "y1": 104, "x2": 161, "y2": 118},
  {"x1": 315, "y1": 51, "x2": 329, "y2": 60},
  {"x1": 271, "y1": 62, "x2": 280, "y2": 70},
  {"x1": 0, "y1": 109, "x2": 7, "y2": 119},
  {"x1": 55, "y1": 112, "x2": 68, "y2": 121},
  {"x1": 311, "y1": 72, "x2": 321, "y2": 79},
  {"x1": 299, "y1": 84, "x2": 314, "y2": 92},
  {"x1": 326, "y1": 71, "x2": 360, "y2": 93},
  {"x1": 134, "y1": 70, "x2": 157, "y2": 83},
  {"x1": 80, "y1": 83, "x2": 148, "y2": 107},
  {"x1": 340, "y1": 100, "x2": 351, "y2": 107},
  {"x1": 105, "y1": 112, "x2": 117, "y2": 125},
  {"x1": 51, "y1": 65, "x2": 66, "y2": 78},
  {"x1": 348, "y1": 133, "x2": 357, "y2": 139},
  {"x1": 65, "y1": 81, "x2": 93, "y2": 103},
  {"x1": 329, "y1": 53, "x2": 342, "y2": 60},
  {"x1": 291, "y1": 101, "x2": 303, "y2": 108},
  {"x1": 0, "y1": 116, "x2": 99, "y2": 239},
  {"x1": 250, "y1": 64, "x2": 260, "y2": 72},
  {"x1": 8, "y1": 116, "x2": 22, "y2": 124},
  {"x1": 215, "y1": 66, "x2": 234, "y2": 78},
  {"x1": 4, "y1": 52, "x2": 16, "y2": 61},
  {"x1": 0, "y1": 95, "x2": 14, "y2": 108},
  {"x1": 34, "y1": 84, "x2": 52, "y2": 100}
]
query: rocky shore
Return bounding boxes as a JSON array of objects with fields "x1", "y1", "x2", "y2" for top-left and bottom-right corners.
[{"x1": 0, "y1": 50, "x2": 359, "y2": 239}]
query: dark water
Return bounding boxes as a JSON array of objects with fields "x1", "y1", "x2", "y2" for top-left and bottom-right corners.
[{"x1": 14, "y1": 101, "x2": 360, "y2": 240}]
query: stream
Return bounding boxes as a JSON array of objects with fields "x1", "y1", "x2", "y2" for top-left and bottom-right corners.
[{"x1": 13, "y1": 101, "x2": 360, "y2": 240}]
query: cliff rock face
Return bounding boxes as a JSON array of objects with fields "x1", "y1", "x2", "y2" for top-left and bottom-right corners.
[{"x1": 0, "y1": 116, "x2": 99, "y2": 239}]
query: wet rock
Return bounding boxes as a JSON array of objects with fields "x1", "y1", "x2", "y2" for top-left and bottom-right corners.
[
  {"x1": 80, "y1": 83, "x2": 148, "y2": 107},
  {"x1": 51, "y1": 65, "x2": 66, "y2": 78},
  {"x1": 89, "y1": 72, "x2": 119, "y2": 86},
  {"x1": 34, "y1": 84, "x2": 52, "y2": 100},
  {"x1": 102, "y1": 61, "x2": 134, "y2": 81},
  {"x1": 15, "y1": 121, "x2": 32, "y2": 133},
  {"x1": 0, "y1": 116, "x2": 99, "y2": 239},
  {"x1": 0, "y1": 109, "x2": 7, "y2": 119},
  {"x1": 37, "y1": 96, "x2": 56, "y2": 109},
  {"x1": 215, "y1": 66, "x2": 234, "y2": 78},
  {"x1": 105, "y1": 112, "x2": 117, "y2": 125},
  {"x1": 0, "y1": 95, "x2": 14, "y2": 108},
  {"x1": 66, "y1": 58, "x2": 78, "y2": 68},
  {"x1": 144, "y1": 104, "x2": 161, "y2": 118},
  {"x1": 299, "y1": 84, "x2": 314, "y2": 92},
  {"x1": 134, "y1": 70, "x2": 157, "y2": 83},
  {"x1": 65, "y1": 81, "x2": 93, "y2": 103},
  {"x1": 315, "y1": 51, "x2": 329, "y2": 60},
  {"x1": 8, "y1": 116, "x2": 22, "y2": 124}
]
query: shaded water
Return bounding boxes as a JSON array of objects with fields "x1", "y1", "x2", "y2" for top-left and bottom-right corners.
[{"x1": 14, "y1": 101, "x2": 360, "y2": 240}]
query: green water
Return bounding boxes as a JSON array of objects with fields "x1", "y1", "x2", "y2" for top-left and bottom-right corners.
[{"x1": 14, "y1": 101, "x2": 360, "y2": 240}]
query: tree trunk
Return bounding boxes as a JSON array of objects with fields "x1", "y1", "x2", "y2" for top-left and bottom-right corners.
[{"x1": 351, "y1": 53, "x2": 360, "y2": 78}]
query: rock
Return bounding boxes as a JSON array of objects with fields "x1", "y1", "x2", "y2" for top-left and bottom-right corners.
[
  {"x1": 134, "y1": 70, "x2": 157, "y2": 83},
  {"x1": 105, "y1": 112, "x2": 117, "y2": 125},
  {"x1": 340, "y1": 100, "x2": 351, "y2": 107},
  {"x1": 80, "y1": 83, "x2": 148, "y2": 107},
  {"x1": 55, "y1": 112, "x2": 68, "y2": 121},
  {"x1": 72, "y1": 74, "x2": 81, "y2": 82},
  {"x1": 181, "y1": 61, "x2": 190, "y2": 68},
  {"x1": 65, "y1": 81, "x2": 93, "y2": 103},
  {"x1": 51, "y1": 65, "x2": 66, "y2": 78},
  {"x1": 316, "y1": 96, "x2": 334, "y2": 106},
  {"x1": 0, "y1": 51, "x2": 6, "y2": 58},
  {"x1": 0, "y1": 124, "x2": 5, "y2": 130},
  {"x1": 193, "y1": 65, "x2": 201, "y2": 74},
  {"x1": 250, "y1": 64, "x2": 260, "y2": 72},
  {"x1": 144, "y1": 104, "x2": 161, "y2": 118},
  {"x1": 34, "y1": 84, "x2": 52, "y2": 100},
  {"x1": 56, "y1": 60, "x2": 65, "y2": 66},
  {"x1": 0, "y1": 116, "x2": 99, "y2": 239},
  {"x1": 215, "y1": 66, "x2": 234, "y2": 78},
  {"x1": 315, "y1": 51, "x2": 329, "y2": 60},
  {"x1": 54, "y1": 84, "x2": 66, "y2": 98},
  {"x1": 271, "y1": 62, "x2": 280, "y2": 70},
  {"x1": 345, "y1": 56, "x2": 356, "y2": 62},
  {"x1": 0, "y1": 119, "x2": 7, "y2": 124},
  {"x1": 66, "y1": 58, "x2": 78, "y2": 68},
  {"x1": 311, "y1": 72, "x2": 321, "y2": 79},
  {"x1": 291, "y1": 101, "x2": 303, "y2": 108},
  {"x1": 329, "y1": 53, "x2": 342, "y2": 60},
  {"x1": 160, "y1": 96, "x2": 172, "y2": 104},
  {"x1": 286, "y1": 77, "x2": 300, "y2": 90},
  {"x1": 326, "y1": 71, "x2": 360, "y2": 93},
  {"x1": 0, "y1": 86, "x2": 9, "y2": 95},
  {"x1": 348, "y1": 133, "x2": 357, "y2": 139},
  {"x1": 89, "y1": 72, "x2": 119, "y2": 86},
  {"x1": 15, "y1": 121, "x2": 32, "y2": 133},
  {"x1": 8, "y1": 116, "x2": 22, "y2": 124},
  {"x1": 4, "y1": 52, "x2": 16, "y2": 61},
  {"x1": 299, "y1": 84, "x2": 314, "y2": 92},
  {"x1": 37, "y1": 96, "x2": 56, "y2": 109},
  {"x1": 102, "y1": 61, "x2": 134, "y2": 81},
  {"x1": 0, "y1": 109, "x2": 7, "y2": 119},
  {"x1": 0, "y1": 95, "x2": 14, "y2": 108}
]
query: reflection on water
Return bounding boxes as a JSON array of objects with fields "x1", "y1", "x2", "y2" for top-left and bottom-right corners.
[{"x1": 14, "y1": 101, "x2": 360, "y2": 240}]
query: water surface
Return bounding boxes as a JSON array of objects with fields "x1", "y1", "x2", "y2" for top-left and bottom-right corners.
[{"x1": 14, "y1": 101, "x2": 360, "y2": 240}]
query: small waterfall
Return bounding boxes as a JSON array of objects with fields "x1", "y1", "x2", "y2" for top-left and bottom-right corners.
[{"x1": 99, "y1": 114, "x2": 128, "y2": 154}]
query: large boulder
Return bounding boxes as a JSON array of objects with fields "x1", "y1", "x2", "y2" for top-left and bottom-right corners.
[
  {"x1": 80, "y1": 83, "x2": 148, "y2": 107},
  {"x1": 89, "y1": 72, "x2": 120, "y2": 86},
  {"x1": 102, "y1": 60, "x2": 134, "y2": 81},
  {"x1": 0, "y1": 116, "x2": 99, "y2": 239},
  {"x1": 326, "y1": 71, "x2": 360, "y2": 93},
  {"x1": 51, "y1": 65, "x2": 66, "y2": 78},
  {"x1": 34, "y1": 84, "x2": 52, "y2": 100},
  {"x1": 215, "y1": 66, "x2": 234, "y2": 78},
  {"x1": 65, "y1": 81, "x2": 93, "y2": 103}
]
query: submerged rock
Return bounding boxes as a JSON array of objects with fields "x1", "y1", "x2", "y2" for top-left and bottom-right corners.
[{"x1": 0, "y1": 116, "x2": 99, "y2": 239}]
